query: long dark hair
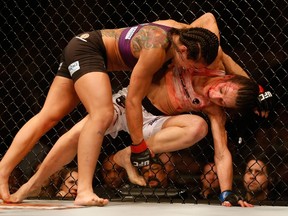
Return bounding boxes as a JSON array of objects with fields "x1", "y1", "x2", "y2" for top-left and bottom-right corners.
[
  {"x1": 229, "y1": 75, "x2": 259, "y2": 111},
  {"x1": 168, "y1": 27, "x2": 219, "y2": 65}
]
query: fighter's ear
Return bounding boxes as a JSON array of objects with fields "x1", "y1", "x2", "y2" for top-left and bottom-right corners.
[{"x1": 178, "y1": 44, "x2": 187, "y2": 53}]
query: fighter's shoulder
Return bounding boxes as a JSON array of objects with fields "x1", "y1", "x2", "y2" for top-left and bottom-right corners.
[{"x1": 101, "y1": 28, "x2": 123, "y2": 38}]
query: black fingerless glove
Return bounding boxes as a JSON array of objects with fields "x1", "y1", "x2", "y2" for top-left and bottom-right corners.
[
  {"x1": 219, "y1": 190, "x2": 243, "y2": 206},
  {"x1": 256, "y1": 85, "x2": 273, "y2": 113},
  {"x1": 130, "y1": 140, "x2": 150, "y2": 167}
]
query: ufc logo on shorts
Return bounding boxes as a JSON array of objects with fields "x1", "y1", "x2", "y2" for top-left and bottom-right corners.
[{"x1": 133, "y1": 160, "x2": 150, "y2": 167}]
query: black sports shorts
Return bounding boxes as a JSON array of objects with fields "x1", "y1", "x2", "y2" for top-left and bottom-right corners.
[{"x1": 56, "y1": 30, "x2": 107, "y2": 82}]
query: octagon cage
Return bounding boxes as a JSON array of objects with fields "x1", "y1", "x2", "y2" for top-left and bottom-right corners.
[{"x1": 1, "y1": 0, "x2": 287, "y2": 206}]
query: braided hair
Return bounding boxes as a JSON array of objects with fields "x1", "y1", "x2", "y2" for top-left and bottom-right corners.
[{"x1": 168, "y1": 27, "x2": 219, "y2": 65}]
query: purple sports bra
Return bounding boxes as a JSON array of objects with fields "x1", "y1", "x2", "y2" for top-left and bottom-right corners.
[{"x1": 118, "y1": 23, "x2": 172, "y2": 69}]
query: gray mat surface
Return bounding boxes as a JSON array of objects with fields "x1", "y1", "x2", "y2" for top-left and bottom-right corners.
[{"x1": 0, "y1": 200, "x2": 287, "y2": 216}]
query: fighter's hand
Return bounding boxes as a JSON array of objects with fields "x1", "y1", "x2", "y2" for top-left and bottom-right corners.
[
  {"x1": 254, "y1": 85, "x2": 273, "y2": 118},
  {"x1": 220, "y1": 190, "x2": 253, "y2": 207},
  {"x1": 130, "y1": 140, "x2": 153, "y2": 167}
]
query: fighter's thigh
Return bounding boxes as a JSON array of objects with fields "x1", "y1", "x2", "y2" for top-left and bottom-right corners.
[
  {"x1": 142, "y1": 115, "x2": 170, "y2": 139},
  {"x1": 161, "y1": 114, "x2": 207, "y2": 129},
  {"x1": 74, "y1": 72, "x2": 113, "y2": 119},
  {"x1": 41, "y1": 76, "x2": 80, "y2": 119}
]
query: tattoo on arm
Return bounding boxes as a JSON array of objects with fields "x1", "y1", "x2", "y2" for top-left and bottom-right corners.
[
  {"x1": 132, "y1": 27, "x2": 169, "y2": 53},
  {"x1": 101, "y1": 29, "x2": 120, "y2": 39}
]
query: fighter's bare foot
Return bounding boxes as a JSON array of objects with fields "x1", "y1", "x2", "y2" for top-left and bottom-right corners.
[
  {"x1": 0, "y1": 181, "x2": 10, "y2": 202},
  {"x1": 7, "y1": 182, "x2": 41, "y2": 203},
  {"x1": 74, "y1": 192, "x2": 109, "y2": 206},
  {"x1": 114, "y1": 148, "x2": 146, "y2": 186}
]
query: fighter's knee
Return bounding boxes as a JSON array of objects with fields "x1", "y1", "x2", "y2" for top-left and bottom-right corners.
[
  {"x1": 36, "y1": 112, "x2": 60, "y2": 130},
  {"x1": 103, "y1": 109, "x2": 114, "y2": 124},
  {"x1": 198, "y1": 118, "x2": 208, "y2": 137},
  {"x1": 190, "y1": 116, "x2": 208, "y2": 138},
  {"x1": 90, "y1": 108, "x2": 114, "y2": 128}
]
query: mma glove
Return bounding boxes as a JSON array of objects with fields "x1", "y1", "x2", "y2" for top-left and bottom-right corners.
[
  {"x1": 256, "y1": 85, "x2": 273, "y2": 114},
  {"x1": 130, "y1": 139, "x2": 151, "y2": 167},
  {"x1": 219, "y1": 190, "x2": 244, "y2": 206}
]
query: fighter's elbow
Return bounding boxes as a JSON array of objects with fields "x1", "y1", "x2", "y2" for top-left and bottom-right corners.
[{"x1": 203, "y1": 12, "x2": 216, "y2": 23}]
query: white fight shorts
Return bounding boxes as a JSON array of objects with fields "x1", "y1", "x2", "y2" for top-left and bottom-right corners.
[{"x1": 105, "y1": 88, "x2": 170, "y2": 139}]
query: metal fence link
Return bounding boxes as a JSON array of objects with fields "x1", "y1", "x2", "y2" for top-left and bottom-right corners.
[{"x1": 1, "y1": 0, "x2": 287, "y2": 205}]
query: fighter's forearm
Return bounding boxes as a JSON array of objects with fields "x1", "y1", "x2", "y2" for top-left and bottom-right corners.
[
  {"x1": 126, "y1": 100, "x2": 144, "y2": 144},
  {"x1": 209, "y1": 112, "x2": 233, "y2": 192},
  {"x1": 214, "y1": 147, "x2": 233, "y2": 192}
]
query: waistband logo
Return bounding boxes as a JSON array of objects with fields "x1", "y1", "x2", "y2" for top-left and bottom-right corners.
[{"x1": 125, "y1": 26, "x2": 138, "y2": 40}]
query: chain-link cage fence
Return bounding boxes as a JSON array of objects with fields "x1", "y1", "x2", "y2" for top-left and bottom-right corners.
[{"x1": 1, "y1": 0, "x2": 287, "y2": 206}]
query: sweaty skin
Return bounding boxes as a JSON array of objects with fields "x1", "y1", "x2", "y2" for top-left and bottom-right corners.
[
  {"x1": 8, "y1": 71, "x2": 255, "y2": 209},
  {"x1": 1, "y1": 13, "x2": 254, "y2": 207}
]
